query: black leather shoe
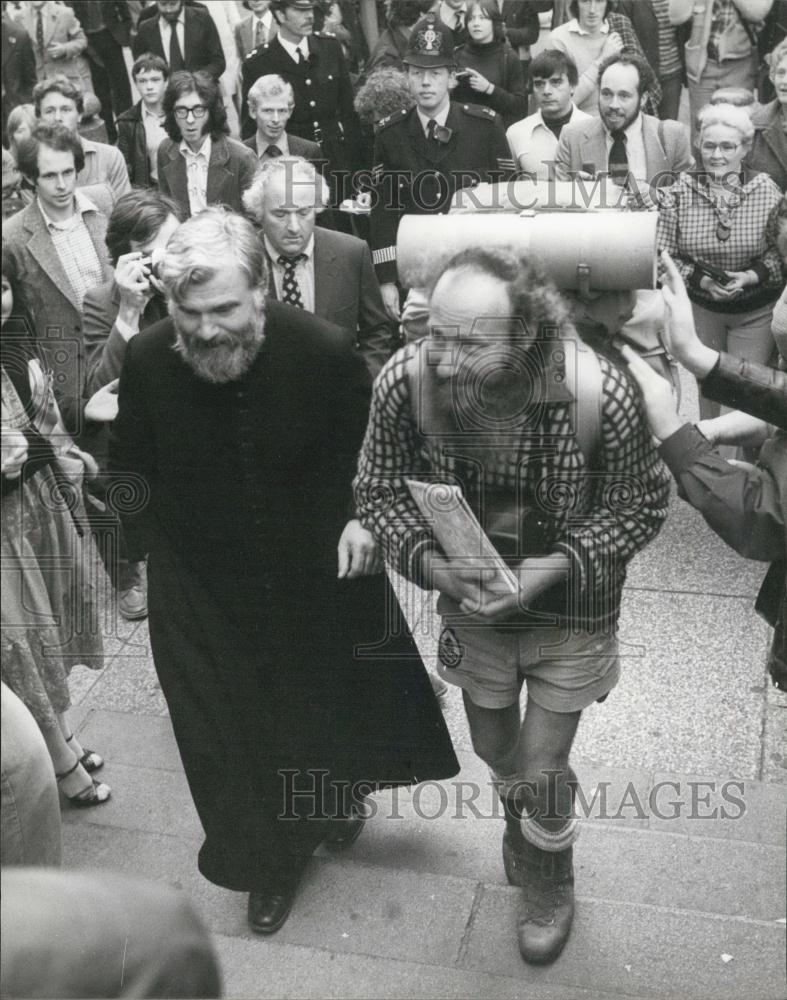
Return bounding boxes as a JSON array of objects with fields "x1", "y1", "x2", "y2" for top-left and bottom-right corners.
[
  {"x1": 247, "y1": 882, "x2": 299, "y2": 935},
  {"x1": 323, "y1": 813, "x2": 366, "y2": 851}
]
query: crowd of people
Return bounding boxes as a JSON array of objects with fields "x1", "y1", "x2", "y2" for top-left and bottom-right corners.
[{"x1": 1, "y1": 0, "x2": 785, "y2": 994}]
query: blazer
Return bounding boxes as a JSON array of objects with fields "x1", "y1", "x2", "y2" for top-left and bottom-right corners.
[
  {"x1": 266, "y1": 227, "x2": 397, "y2": 378},
  {"x1": 78, "y1": 138, "x2": 132, "y2": 204},
  {"x1": 555, "y1": 114, "x2": 694, "y2": 186},
  {"x1": 157, "y1": 135, "x2": 257, "y2": 218},
  {"x1": 116, "y1": 100, "x2": 150, "y2": 188},
  {"x1": 18, "y1": 1, "x2": 92, "y2": 93},
  {"x1": 3, "y1": 199, "x2": 111, "y2": 435},
  {"x1": 132, "y1": 6, "x2": 226, "y2": 79},
  {"x1": 233, "y1": 10, "x2": 276, "y2": 62}
]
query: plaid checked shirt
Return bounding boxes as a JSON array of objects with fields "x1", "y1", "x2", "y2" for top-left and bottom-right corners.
[
  {"x1": 656, "y1": 171, "x2": 785, "y2": 312},
  {"x1": 354, "y1": 341, "x2": 671, "y2": 626}
]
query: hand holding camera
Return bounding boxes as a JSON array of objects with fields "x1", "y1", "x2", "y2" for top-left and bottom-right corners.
[{"x1": 115, "y1": 249, "x2": 164, "y2": 333}]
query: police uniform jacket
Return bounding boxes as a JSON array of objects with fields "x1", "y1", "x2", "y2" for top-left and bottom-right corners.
[
  {"x1": 369, "y1": 102, "x2": 514, "y2": 285},
  {"x1": 240, "y1": 32, "x2": 362, "y2": 176}
]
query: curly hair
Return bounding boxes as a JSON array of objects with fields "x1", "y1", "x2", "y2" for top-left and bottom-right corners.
[
  {"x1": 596, "y1": 52, "x2": 655, "y2": 98},
  {"x1": 162, "y1": 71, "x2": 229, "y2": 143},
  {"x1": 431, "y1": 247, "x2": 571, "y2": 341},
  {"x1": 354, "y1": 68, "x2": 414, "y2": 125},
  {"x1": 697, "y1": 102, "x2": 755, "y2": 144}
]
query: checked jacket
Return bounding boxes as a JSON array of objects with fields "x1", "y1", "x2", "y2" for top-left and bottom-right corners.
[{"x1": 354, "y1": 340, "x2": 671, "y2": 629}]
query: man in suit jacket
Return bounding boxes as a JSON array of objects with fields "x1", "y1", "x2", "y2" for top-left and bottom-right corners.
[
  {"x1": 67, "y1": 1, "x2": 133, "y2": 143},
  {"x1": 18, "y1": 2, "x2": 92, "y2": 93},
  {"x1": 5, "y1": 124, "x2": 112, "y2": 435},
  {"x1": 244, "y1": 157, "x2": 397, "y2": 377},
  {"x1": 1, "y1": 10, "x2": 36, "y2": 142},
  {"x1": 108, "y1": 206, "x2": 458, "y2": 936},
  {"x1": 240, "y1": 0, "x2": 362, "y2": 217},
  {"x1": 34, "y1": 76, "x2": 131, "y2": 204},
  {"x1": 243, "y1": 72, "x2": 323, "y2": 163},
  {"x1": 132, "y1": 0, "x2": 226, "y2": 80},
  {"x1": 157, "y1": 70, "x2": 257, "y2": 218},
  {"x1": 234, "y1": 0, "x2": 276, "y2": 62},
  {"x1": 555, "y1": 54, "x2": 693, "y2": 192}
]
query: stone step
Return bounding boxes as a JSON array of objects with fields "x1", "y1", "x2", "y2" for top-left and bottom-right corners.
[{"x1": 60, "y1": 823, "x2": 785, "y2": 1000}]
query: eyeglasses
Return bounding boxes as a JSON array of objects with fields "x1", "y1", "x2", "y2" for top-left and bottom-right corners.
[
  {"x1": 700, "y1": 141, "x2": 740, "y2": 155},
  {"x1": 174, "y1": 105, "x2": 208, "y2": 120}
]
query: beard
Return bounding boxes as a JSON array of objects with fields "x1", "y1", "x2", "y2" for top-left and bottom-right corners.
[{"x1": 172, "y1": 310, "x2": 266, "y2": 384}]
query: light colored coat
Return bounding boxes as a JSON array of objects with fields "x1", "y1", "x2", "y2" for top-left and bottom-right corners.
[
  {"x1": 554, "y1": 114, "x2": 694, "y2": 186},
  {"x1": 19, "y1": 1, "x2": 92, "y2": 94}
]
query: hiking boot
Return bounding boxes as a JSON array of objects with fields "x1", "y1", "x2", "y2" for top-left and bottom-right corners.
[{"x1": 515, "y1": 838, "x2": 575, "y2": 965}]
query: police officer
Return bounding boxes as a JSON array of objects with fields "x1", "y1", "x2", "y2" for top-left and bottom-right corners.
[
  {"x1": 240, "y1": 0, "x2": 362, "y2": 219},
  {"x1": 369, "y1": 13, "x2": 514, "y2": 320}
]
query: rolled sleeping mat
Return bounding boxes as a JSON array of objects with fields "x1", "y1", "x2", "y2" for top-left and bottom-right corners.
[
  {"x1": 396, "y1": 211, "x2": 658, "y2": 293},
  {"x1": 449, "y1": 178, "x2": 629, "y2": 214}
]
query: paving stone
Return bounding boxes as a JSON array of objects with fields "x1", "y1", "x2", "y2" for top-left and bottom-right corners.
[
  {"x1": 59, "y1": 761, "x2": 202, "y2": 841},
  {"x1": 460, "y1": 888, "x2": 787, "y2": 999},
  {"x1": 572, "y1": 590, "x2": 770, "y2": 777},
  {"x1": 80, "y1": 655, "x2": 169, "y2": 715},
  {"x1": 215, "y1": 935, "x2": 651, "y2": 1000},
  {"x1": 649, "y1": 772, "x2": 787, "y2": 846},
  {"x1": 626, "y1": 493, "x2": 764, "y2": 599},
  {"x1": 77, "y1": 710, "x2": 181, "y2": 771}
]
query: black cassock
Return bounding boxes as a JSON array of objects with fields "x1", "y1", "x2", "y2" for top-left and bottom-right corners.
[{"x1": 110, "y1": 301, "x2": 458, "y2": 892}]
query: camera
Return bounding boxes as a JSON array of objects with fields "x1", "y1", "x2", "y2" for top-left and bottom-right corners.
[{"x1": 140, "y1": 247, "x2": 166, "y2": 282}]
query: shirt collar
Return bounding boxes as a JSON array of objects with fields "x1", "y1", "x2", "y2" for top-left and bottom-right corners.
[
  {"x1": 257, "y1": 133, "x2": 290, "y2": 157},
  {"x1": 179, "y1": 134, "x2": 211, "y2": 160},
  {"x1": 537, "y1": 103, "x2": 579, "y2": 129},
  {"x1": 264, "y1": 232, "x2": 315, "y2": 263},
  {"x1": 567, "y1": 17, "x2": 609, "y2": 36},
  {"x1": 37, "y1": 188, "x2": 97, "y2": 229},
  {"x1": 605, "y1": 112, "x2": 643, "y2": 141},
  {"x1": 142, "y1": 103, "x2": 165, "y2": 121},
  {"x1": 160, "y1": 12, "x2": 184, "y2": 27},
  {"x1": 417, "y1": 104, "x2": 450, "y2": 134},
  {"x1": 278, "y1": 34, "x2": 309, "y2": 61}
]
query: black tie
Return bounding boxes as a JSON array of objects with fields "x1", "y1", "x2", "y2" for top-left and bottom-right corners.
[
  {"x1": 297, "y1": 46, "x2": 306, "y2": 65},
  {"x1": 254, "y1": 17, "x2": 265, "y2": 47},
  {"x1": 427, "y1": 119, "x2": 437, "y2": 142},
  {"x1": 455, "y1": 11, "x2": 463, "y2": 31},
  {"x1": 267, "y1": 145, "x2": 282, "y2": 158},
  {"x1": 278, "y1": 254, "x2": 306, "y2": 308},
  {"x1": 168, "y1": 21, "x2": 185, "y2": 72},
  {"x1": 36, "y1": 9, "x2": 44, "y2": 54},
  {"x1": 608, "y1": 130, "x2": 628, "y2": 184}
]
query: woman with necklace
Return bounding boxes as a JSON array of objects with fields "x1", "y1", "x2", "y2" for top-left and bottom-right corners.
[
  {"x1": 452, "y1": 0, "x2": 526, "y2": 129},
  {"x1": 657, "y1": 103, "x2": 785, "y2": 423}
]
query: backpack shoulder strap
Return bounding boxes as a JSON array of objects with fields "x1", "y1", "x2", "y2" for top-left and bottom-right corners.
[{"x1": 567, "y1": 341, "x2": 603, "y2": 469}]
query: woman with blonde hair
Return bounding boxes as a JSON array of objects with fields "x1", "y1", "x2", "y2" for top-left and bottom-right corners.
[{"x1": 657, "y1": 102, "x2": 784, "y2": 422}]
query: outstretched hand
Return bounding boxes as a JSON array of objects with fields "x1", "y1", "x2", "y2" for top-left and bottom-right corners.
[
  {"x1": 659, "y1": 251, "x2": 719, "y2": 378},
  {"x1": 621, "y1": 344, "x2": 682, "y2": 441}
]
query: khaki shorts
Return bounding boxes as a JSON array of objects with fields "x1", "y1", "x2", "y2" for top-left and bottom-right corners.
[{"x1": 436, "y1": 612, "x2": 620, "y2": 713}]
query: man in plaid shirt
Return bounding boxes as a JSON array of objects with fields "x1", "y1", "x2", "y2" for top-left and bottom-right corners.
[{"x1": 354, "y1": 247, "x2": 670, "y2": 966}]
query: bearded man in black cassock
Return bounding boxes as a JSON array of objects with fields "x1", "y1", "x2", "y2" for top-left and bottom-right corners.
[{"x1": 109, "y1": 207, "x2": 458, "y2": 935}]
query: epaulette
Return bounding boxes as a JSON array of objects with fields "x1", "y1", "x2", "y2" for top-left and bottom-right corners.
[
  {"x1": 244, "y1": 43, "x2": 269, "y2": 60},
  {"x1": 374, "y1": 107, "x2": 409, "y2": 133},
  {"x1": 459, "y1": 103, "x2": 498, "y2": 122}
]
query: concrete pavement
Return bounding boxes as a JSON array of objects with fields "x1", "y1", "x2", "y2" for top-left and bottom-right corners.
[{"x1": 61, "y1": 374, "x2": 787, "y2": 999}]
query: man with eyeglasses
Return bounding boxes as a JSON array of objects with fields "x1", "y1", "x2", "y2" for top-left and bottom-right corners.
[
  {"x1": 555, "y1": 53, "x2": 692, "y2": 195},
  {"x1": 32, "y1": 76, "x2": 131, "y2": 206},
  {"x1": 157, "y1": 70, "x2": 257, "y2": 218}
]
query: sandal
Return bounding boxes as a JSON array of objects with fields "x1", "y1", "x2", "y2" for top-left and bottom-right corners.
[
  {"x1": 56, "y1": 758, "x2": 112, "y2": 808},
  {"x1": 65, "y1": 733, "x2": 104, "y2": 773}
]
